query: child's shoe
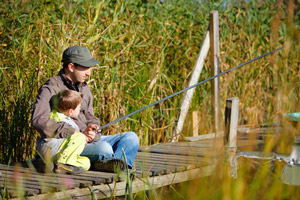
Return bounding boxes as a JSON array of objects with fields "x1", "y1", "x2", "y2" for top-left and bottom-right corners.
[{"x1": 55, "y1": 163, "x2": 84, "y2": 174}]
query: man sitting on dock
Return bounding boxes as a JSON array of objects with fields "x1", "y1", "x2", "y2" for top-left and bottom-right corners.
[{"x1": 31, "y1": 46, "x2": 139, "y2": 173}]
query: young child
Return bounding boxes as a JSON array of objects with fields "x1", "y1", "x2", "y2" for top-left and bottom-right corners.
[{"x1": 36, "y1": 90, "x2": 94, "y2": 174}]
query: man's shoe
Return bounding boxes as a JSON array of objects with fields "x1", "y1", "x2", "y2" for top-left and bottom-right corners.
[
  {"x1": 31, "y1": 158, "x2": 54, "y2": 173},
  {"x1": 92, "y1": 158, "x2": 127, "y2": 173},
  {"x1": 55, "y1": 163, "x2": 84, "y2": 174}
]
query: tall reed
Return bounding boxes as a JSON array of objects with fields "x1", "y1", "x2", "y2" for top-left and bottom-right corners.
[
  {"x1": 1, "y1": 0, "x2": 300, "y2": 199},
  {"x1": 0, "y1": 0, "x2": 299, "y2": 163}
]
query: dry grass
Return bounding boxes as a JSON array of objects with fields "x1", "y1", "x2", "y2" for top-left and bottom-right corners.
[{"x1": 0, "y1": 0, "x2": 300, "y2": 198}]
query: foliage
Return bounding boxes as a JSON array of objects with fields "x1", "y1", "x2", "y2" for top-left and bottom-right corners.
[{"x1": 0, "y1": 0, "x2": 299, "y2": 166}]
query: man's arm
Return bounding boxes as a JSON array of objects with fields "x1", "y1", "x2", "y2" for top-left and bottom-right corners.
[
  {"x1": 82, "y1": 87, "x2": 101, "y2": 141},
  {"x1": 85, "y1": 88, "x2": 100, "y2": 126},
  {"x1": 31, "y1": 82, "x2": 75, "y2": 138}
]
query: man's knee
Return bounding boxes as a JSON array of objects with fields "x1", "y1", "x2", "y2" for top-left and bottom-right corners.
[
  {"x1": 94, "y1": 142, "x2": 114, "y2": 159},
  {"x1": 122, "y1": 131, "x2": 139, "y2": 146}
]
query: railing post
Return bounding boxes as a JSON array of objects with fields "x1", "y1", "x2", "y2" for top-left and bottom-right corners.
[
  {"x1": 224, "y1": 97, "x2": 239, "y2": 165},
  {"x1": 209, "y1": 10, "x2": 221, "y2": 135},
  {"x1": 170, "y1": 31, "x2": 210, "y2": 142},
  {"x1": 192, "y1": 111, "x2": 199, "y2": 137}
]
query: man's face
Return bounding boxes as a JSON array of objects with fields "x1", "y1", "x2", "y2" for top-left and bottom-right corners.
[{"x1": 70, "y1": 64, "x2": 91, "y2": 83}]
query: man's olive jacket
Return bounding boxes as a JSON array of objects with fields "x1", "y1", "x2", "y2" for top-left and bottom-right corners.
[{"x1": 31, "y1": 69, "x2": 101, "y2": 142}]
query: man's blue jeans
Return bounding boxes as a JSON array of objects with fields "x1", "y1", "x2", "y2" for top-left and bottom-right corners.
[{"x1": 81, "y1": 131, "x2": 139, "y2": 168}]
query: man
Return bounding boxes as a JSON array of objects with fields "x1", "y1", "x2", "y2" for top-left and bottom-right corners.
[{"x1": 31, "y1": 46, "x2": 139, "y2": 172}]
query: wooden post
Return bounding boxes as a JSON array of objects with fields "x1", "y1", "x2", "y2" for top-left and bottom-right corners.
[
  {"x1": 170, "y1": 31, "x2": 210, "y2": 142},
  {"x1": 192, "y1": 111, "x2": 199, "y2": 137},
  {"x1": 224, "y1": 97, "x2": 239, "y2": 165},
  {"x1": 209, "y1": 10, "x2": 221, "y2": 135}
]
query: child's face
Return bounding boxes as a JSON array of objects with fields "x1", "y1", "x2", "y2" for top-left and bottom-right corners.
[{"x1": 70, "y1": 104, "x2": 81, "y2": 118}]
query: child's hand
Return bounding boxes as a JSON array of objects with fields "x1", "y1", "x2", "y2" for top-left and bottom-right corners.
[
  {"x1": 85, "y1": 128, "x2": 96, "y2": 142},
  {"x1": 84, "y1": 134, "x2": 89, "y2": 144}
]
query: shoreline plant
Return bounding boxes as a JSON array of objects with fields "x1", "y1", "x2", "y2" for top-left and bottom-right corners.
[
  {"x1": 0, "y1": 0, "x2": 299, "y2": 161},
  {"x1": 0, "y1": 0, "x2": 300, "y2": 198}
]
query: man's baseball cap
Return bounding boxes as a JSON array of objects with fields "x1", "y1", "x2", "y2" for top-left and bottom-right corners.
[{"x1": 61, "y1": 46, "x2": 100, "y2": 67}]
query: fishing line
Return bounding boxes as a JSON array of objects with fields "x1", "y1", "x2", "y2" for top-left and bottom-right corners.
[{"x1": 99, "y1": 40, "x2": 299, "y2": 131}]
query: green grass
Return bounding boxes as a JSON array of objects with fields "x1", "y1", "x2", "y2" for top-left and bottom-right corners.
[
  {"x1": 0, "y1": 0, "x2": 299, "y2": 160},
  {"x1": 0, "y1": 0, "x2": 300, "y2": 198}
]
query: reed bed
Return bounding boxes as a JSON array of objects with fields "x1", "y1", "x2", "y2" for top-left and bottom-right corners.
[
  {"x1": 0, "y1": 0, "x2": 300, "y2": 198},
  {"x1": 0, "y1": 0, "x2": 299, "y2": 162}
]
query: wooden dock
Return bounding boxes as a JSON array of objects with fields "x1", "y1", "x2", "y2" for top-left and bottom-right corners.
[{"x1": 0, "y1": 126, "x2": 282, "y2": 199}]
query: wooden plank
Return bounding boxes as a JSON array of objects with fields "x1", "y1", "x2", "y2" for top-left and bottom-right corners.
[
  {"x1": 141, "y1": 144, "x2": 211, "y2": 152},
  {"x1": 0, "y1": 167, "x2": 71, "y2": 188},
  {"x1": 158, "y1": 140, "x2": 215, "y2": 147},
  {"x1": 0, "y1": 169, "x2": 77, "y2": 193},
  {"x1": 67, "y1": 171, "x2": 115, "y2": 184},
  {"x1": 56, "y1": 174, "x2": 97, "y2": 187},
  {"x1": 135, "y1": 150, "x2": 214, "y2": 177},
  {"x1": 136, "y1": 158, "x2": 193, "y2": 173},
  {"x1": 160, "y1": 142, "x2": 214, "y2": 148},
  {"x1": 136, "y1": 157, "x2": 197, "y2": 169},
  {"x1": 141, "y1": 140, "x2": 216, "y2": 150},
  {"x1": 0, "y1": 184, "x2": 40, "y2": 198},
  {"x1": 140, "y1": 145, "x2": 218, "y2": 157},
  {"x1": 134, "y1": 169, "x2": 154, "y2": 177},
  {"x1": 137, "y1": 151, "x2": 208, "y2": 165},
  {"x1": 0, "y1": 181, "x2": 48, "y2": 196},
  {"x1": 135, "y1": 161, "x2": 201, "y2": 173},
  {"x1": 138, "y1": 166, "x2": 173, "y2": 176},
  {"x1": 0, "y1": 177, "x2": 41, "y2": 197},
  {"x1": 171, "y1": 30, "x2": 210, "y2": 142},
  {"x1": 140, "y1": 149, "x2": 215, "y2": 157},
  {"x1": 192, "y1": 111, "x2": 199, "y2": 137},
  {"x1": 0, "y1": 165, "x2": 93, "y2": 189},
  {"x1": 184, "y1": 126, "x2": 271, "y2": 142},
  {"x1": 136, "y1": 163, "x2": 193, "y2": 177},
  {"x1": 136, "y1": 153, "x2": 211, "y2": 171},
  {"x1": 25, "y1": 165, "x2": 215, "y2": 200},
  {"x1": 136, "y1": 159, "x2": 181, "y2": 176},
  {"x1": 0, "y1": 164, "x2": 115, "y2": 185},
  {"x1": 139, "y1": 142, "x2": 214, "y2": 151},
  {"x1": 0, "y1": 164, "x2": 119, "y2": 198},
  {"x1": 209, "y1": 10, "x2": 221, "y2": 134},
  {"x1": 224, "y1": 97, "x2": 239, "y2": 147},
  {"x1": 184, "y1": 126, "x2": 284, "y2": 142},
  {"x1": 182, "y1": 132, "x2": 224, "y2": 142}
]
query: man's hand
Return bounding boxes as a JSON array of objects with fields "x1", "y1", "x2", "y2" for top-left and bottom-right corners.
[{"x1": 87, "y1": 124, "x2": 99, "y2": 132}]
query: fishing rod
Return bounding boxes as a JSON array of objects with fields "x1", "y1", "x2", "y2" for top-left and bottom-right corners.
[{"x1": 98, "y1": 40, "x2": 299, "y2": 131}]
